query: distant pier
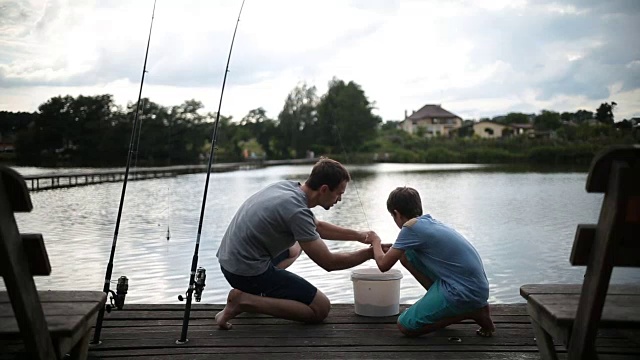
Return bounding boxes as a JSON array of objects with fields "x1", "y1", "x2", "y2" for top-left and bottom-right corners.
[{"x1": 22, "y1": 158, "x2": 319, "y2": 191}]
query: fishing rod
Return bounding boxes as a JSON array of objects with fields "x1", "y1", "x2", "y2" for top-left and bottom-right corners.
[
  {"x1": 176, "y1": 0, "x2": 246, "y2": 345},
  {"x1": 91, "y1": 0, "x2": 157, "y2": 346}
]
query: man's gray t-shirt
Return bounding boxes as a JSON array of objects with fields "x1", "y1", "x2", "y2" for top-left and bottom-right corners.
[{"x1": 216, "y1": 180, "x2": 320, "y2": 276}]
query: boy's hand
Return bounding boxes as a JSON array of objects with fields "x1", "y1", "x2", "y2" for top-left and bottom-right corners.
[
  {"x1": 358, "y1": 230, "x2": 378, "y2": 244},
  {"x1": 368, "y1": 232, "x2": 382, "y2": 245}
]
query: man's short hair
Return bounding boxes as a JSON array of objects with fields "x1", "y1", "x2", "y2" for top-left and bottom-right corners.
[
  {"x1": 305, "y1": 157, "x2": 351, "y2": 191},
  {"x1": 387, "y1": 187, "x2": 423, "y2": 219}
]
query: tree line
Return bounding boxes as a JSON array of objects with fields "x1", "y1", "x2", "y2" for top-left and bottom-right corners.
[
  {"x1": 0, "y1": 78, "x2": 381, "y2": 166},
  {"x1": 0, "y1": 77, "x2": 637, "y2": 167}
]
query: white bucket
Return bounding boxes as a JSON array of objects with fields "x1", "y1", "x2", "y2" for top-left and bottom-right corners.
[{"x1": 350, "y1": 268, "x2": 403, "y2": 317}]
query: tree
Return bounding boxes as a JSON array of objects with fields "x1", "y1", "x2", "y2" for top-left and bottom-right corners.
[
  {"x1": 534, "y1": 110, "x2": 562, "y2": 131},
  {"x1": 502, "y1": 112, "x2": 531, "y2": 125},
  {"x1": 614, "y1": 119, "x2": 632, "y2": 130},
  {"x1": 35, "y1": 95, "x2": 76, "y2": 157},
  {"x1": 380, "y1": 120, "x2": 401, "y2": 131},
  {"x1": 596, "y1": 102, "x2": 616, "y2": 124},
  {"x1": 240, "y1": 108, "x2": 277, "y2": 159},
  {"x1": 202, "y1": 113, "x2": 240, "y2": 162},
  {"x1": 276, "y1": 82, "x2": 319, "y2": 158},
  {"x1": 0, "y1": 111, "x2": 36, "y2": 135},
  {"x1": 574, "y1": 110, "x2": 594, "y2": 124},
  {"x1": 315, "y1": 78, "x2": 382, "y2": 153}
]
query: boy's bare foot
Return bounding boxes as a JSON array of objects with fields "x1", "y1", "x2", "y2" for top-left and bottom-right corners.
[
  {"x1": 470, "y1": 305, "x2": 495, "y2": 337},
  {"x1": 215, "y1": 289, "x2": 244, "y2": 330},
  {"x1": 476, "y1": 327, "x2": 494, "y2": 337}
]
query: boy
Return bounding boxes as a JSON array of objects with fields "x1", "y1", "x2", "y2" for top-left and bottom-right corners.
[{"x1": 369, "y1": 186, "x2": 495, "y2": 337}]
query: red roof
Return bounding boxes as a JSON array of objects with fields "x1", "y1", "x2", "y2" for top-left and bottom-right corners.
[{"x1": 406, "y1": 104, "x2": 460, "y2": 120}]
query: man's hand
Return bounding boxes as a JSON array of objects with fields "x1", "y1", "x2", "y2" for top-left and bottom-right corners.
[{"x1": 358, "y1": 230, "x2": 379, "y2": 244}]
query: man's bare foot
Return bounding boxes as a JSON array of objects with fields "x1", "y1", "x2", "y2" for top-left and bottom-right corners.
[
  {"x1": 471, "y1": 305, "x2": 495, "y2": 337},
  {"x1": 215, "y1": 289, "x2": 244, "y2": 330},
  {"x1": 215, "y1": 311, "x2": 232, "y2": 330}
]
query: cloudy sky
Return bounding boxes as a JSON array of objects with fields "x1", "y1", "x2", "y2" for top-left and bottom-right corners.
[{"x1": 1, "y1": 0, "x2": 639, "y2": 122}]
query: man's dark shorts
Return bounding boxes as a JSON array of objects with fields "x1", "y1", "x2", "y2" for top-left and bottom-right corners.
[{"x1": 220, "y1": 249, "x2": 318, "y2": 305}]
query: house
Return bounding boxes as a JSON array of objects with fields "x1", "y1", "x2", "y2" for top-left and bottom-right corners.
[
  {"x1": 472, "y1": 120, "x2": 512, "y2": 139},
  {"x1": 470, "y1": 121, "x2": 536, "y2": 139},
  {"x1": 510, "y1": 123, "x2": 535, "y2": 136},
  {"x1": 399, "y1": 104, "x2": 462, "y2": 137}
]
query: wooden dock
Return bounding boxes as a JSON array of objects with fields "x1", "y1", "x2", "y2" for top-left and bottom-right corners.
[
  {"x1": 81, "y1": 303, "x2": 640, "y2": 359},
  {"x1": 21, "y1": 158, "x2": 319, "y2": 192}
]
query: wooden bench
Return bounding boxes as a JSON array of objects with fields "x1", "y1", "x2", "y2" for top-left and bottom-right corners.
[
  {"x1": 520, "y1": 145, "x2": 640, "y2": 360},
  {"x1": 0, "y1": 166, "x2": 106, "y2": 359}
]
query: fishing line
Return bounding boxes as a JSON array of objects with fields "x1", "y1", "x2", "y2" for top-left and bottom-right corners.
[
  {"x1": 133, "y1": 99, "x2": 146, "y2": 171},
  {"x1": 91, "y1": 0, "x2": 157, "y2": 345},
  {"x1": 331, "y1": 119, "x2": 371, "y2": 230},
  {"x1": 176, "y1": 0, "x2": 246, "y2": 345},
  {"x1": 164, "y1": 99, "x2": 173, "y2": 241}
]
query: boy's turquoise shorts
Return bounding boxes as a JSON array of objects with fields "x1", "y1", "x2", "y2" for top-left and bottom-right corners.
[{"x1": 397, "y1": 249, "x2": 475, "y2": 331}]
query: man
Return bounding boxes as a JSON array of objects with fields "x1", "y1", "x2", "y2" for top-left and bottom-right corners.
[{"x1": 215, "y1": 157, "x2": 375, "y2": 329}]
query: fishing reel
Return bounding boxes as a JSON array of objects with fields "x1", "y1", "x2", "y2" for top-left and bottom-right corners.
[
  {"x1": 178, "y1": 267, "x2": 206, "y2": 302},
  {"x1": 106, "y1": 276, "x2": 128, "y2": 313}
]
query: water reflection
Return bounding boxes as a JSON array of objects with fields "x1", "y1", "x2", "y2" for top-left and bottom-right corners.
[{"x1": 3, "y1": 163, "x2": 639, "y2": 305}]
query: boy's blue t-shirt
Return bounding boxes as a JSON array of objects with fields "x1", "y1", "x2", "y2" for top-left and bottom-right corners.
[{"x1": 392, "y1": 214, "x2": 489, "y2": 308}]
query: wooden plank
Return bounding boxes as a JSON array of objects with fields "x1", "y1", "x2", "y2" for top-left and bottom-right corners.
[
  {"x1": 0, "y1": 234, "x2": 50, "y2": 276},
  {"x1": 86, "y1": 351, "x2": 545, "y2": 360},
  {"x1": 520, "y1": 284, "x2": 640, "y2": 299},
  {"x1": 87, "y1": 353, "x2": 640, "y2": 360},
  {"x1": 114, "y1": 303, "x2": 528, "y2": 316},
  {"x1": 526, "y1": 301, "x2": 571, "y2": 345},
  {"x1": 86, "y1": 346, "x2": 546, "y2": 358},
  {"x1": 0, "y1": 167, "x2": 32, "y2": 212},
  {"x1": 0, "y1": 290, "x2": 107, "y2": 303},
  {"x1": 67, "y1": 331, "x2": 91, "y2": 360},
  {"x1": 92, "y1": 322, "x2": 537, "y2": 335},
  {"x1": 530, "y1": 317, "x2": 559, "y2": 360},
  {"x1": 20, "y1": 233, "x2": 51, "y2": 276},
  {"x1": 85, "y1": 345, "x2": 639, "y2": 357},
  {"x1": 91, "y1": 322, "x2": 536, "y2": 335},
  {"x1": 585, "y1": 145, "x2": 640, "y2": 193},
  {"x1": 82, "y1": 333, "x2": 640, "y2": 350},
  {"x1": 93, "y1": 326, "x2": 536, "y2": 340},
  {"x1": 528, "y1": 294, "x2": 640, "y2": 327},
  {"x1": 0, "y1": 302, "x2": 103, "y2": 318},
  {"x1": 2, "y1": 312, "x2": 101, "y2": 359},
  {"x1": 0, "y1": 292, "x2": 105, "y2": 336},
  {"x1": 85, "y1": 323, "x2": 629, "y2": 339},
  {"x1": 98, "y1": 311, "x2": 529, "y2": 324},
  {"x1": 571, "y1": 224, "x2": 640, "y2": 266},
  {"x1": 91, "y1": 345, "x2": 542, "y2": 355},
  {"x1": 626, "y1": 196, "x2": 640, "y2": 223},
  {"x1": 96, "y1": 315, "x2": 532, "y2": 328},
  {"x1": 0, "y1": 314, "x2": 88, "y2": 336},
  {"x1": 83, "y1": 335, "x2": 543, "y2": 348}
]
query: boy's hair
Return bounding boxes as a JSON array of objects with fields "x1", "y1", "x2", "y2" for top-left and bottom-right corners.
[
  {"x1": 387, "y1": 187, "x2": 423, "y2": 218},
  {"x1": 305, "y1": 157, "x2": 351, "y2": 191}
]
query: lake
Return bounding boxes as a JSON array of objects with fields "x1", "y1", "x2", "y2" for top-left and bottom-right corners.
[{"x1": 4, "y1": 163, "x2": 639, "y2": 305}]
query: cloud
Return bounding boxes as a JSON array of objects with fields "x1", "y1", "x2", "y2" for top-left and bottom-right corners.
[{"x1": 0, "y1": 0, "x2": 639, "y2": 121}]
